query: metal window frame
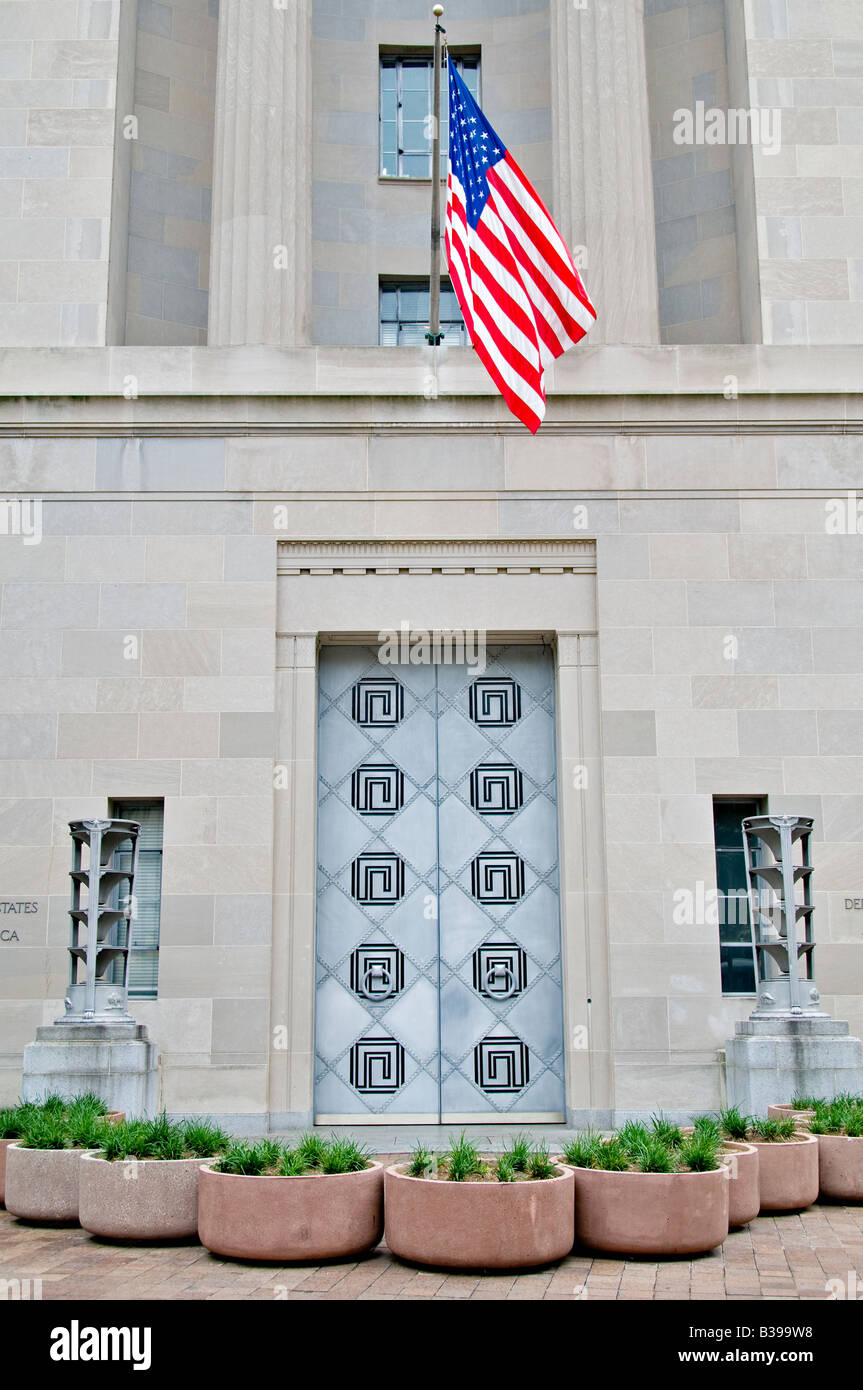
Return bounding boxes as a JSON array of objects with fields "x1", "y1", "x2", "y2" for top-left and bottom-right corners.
[
  {"x1": 110, "y1": 797, "x2": 164, "y2": 1000},
  {"x1": 713, "y1": 794, "x2": 764, "y2": 998},
  {"x1": 379, "y1": 53, "x2": 481, "y2": 180},
  {"x1": 379, "y1": 278, "x2": 466, "y2": 346}
]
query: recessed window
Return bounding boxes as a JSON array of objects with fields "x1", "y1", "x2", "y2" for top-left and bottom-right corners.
[
  {"x1": 713, "y1": 797, "x2": 762, "y2": 996},
  {"x1": 380, "y1": 54, "x2": 480, "y2": 179},
  {"x1": 380, "y1": 280, "x2": 467, "y2": 346},
  {"x1": 110, "y1": 799, "x2": 164, "y2": 1000}
]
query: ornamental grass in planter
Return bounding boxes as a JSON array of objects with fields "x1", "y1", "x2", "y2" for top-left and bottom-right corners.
[
  {"x1": 741, "y1": 1115, "x2": 819, "y2": 1212},
  {"x1": 679, "y1": 1111, "x2": 760, "y2": 1228},
  {"x1": 79, "y1": 1115, "x2": 231, "y2": 1241},
  {"x1": 809, "y1": 1095, "x2": 863, "y2": 1202},
  {"x1": 708, "y1": 1108, "x2": 760, "y2": 1227},
  {"x1": 561, "y1": 1117, "x2": 729, "y2": 1256},
  {"x1": 0, "y1": 1101, "x2": 39, "y2": 1206},
  {"x1": 197, "y1": 1134, "x2": 383, "y2": 1262},
  {"x1": 766, "y1": 1094, "x2": 820, "y2": 1128},
  {"x1": 4, "y1": 1094, "x2": 117, "y2": 1223},
  {"x1": 385, "y1": 1133, "x2": 575, "y2": 1270}
]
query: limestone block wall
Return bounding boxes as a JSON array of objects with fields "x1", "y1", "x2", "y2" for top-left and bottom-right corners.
[
  {"x1": 311, "y1": 0, "x2": 553, "y2": 345},
  {"x1": 0, "y1": 0, "x2": 125, "y2": 347},
  {"x1": 591, "y1": 442, "x2": 863, "y2": 1106},
  {"x1": 124, "y1": 0, "x2": 218, "y2": 345},
  {"x1": 0, "y1": 346, "x2": 861, "y2": 1121},
  {"x1": 644, "y1": 0, "x2": 743, "y2": 344},
  {"x1": 0, "y1": 437, "x2": 276, "y2": 1121},
  {"x1": 736, "y1": 0, "x2": 863, "y2": 344}
]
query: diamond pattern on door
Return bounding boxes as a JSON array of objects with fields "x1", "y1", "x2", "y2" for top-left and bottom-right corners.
[
  {"x1": 437, "y1": 648, "x2": 565, "y2": 1120},
  {"x1": 314, "y1": 644, "x2": 565, "y2": 1121}
]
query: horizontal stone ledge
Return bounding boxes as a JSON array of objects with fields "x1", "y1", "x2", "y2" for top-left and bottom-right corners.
[{"x1": 0, "y1": 344, "x2": 861, "y2": 401}]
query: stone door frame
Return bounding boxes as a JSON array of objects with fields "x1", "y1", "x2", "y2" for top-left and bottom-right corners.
[{"x1": 270, "y1": 539, "x2": 611, "y2": 1127}]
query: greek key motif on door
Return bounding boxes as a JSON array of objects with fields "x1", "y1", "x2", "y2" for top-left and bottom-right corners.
[
  {"x1": 472, "y1": 943, "x2": 527, "y2": 999},
  {"x1": 474, "y1": 1036, "x2": 530, "y2": 1092},
  {"x1": 351, "y1": 678, "x2": 404, "y2": 726},
  {"x1": 349, "y1": 1037, "x2": 405, "y2": 1093},
  {"x1": 469, "y1": 763, "x2": 524, "y2": 816},
  {"x1": 468, "y1": 677, "x2": 522, "y2": 727},
  {"x1": 351, "y1": 764, "x2": 405, "y2": 816},
  {"x1": 470, "y1": 852, "x2": 525, "y2": 904},
  {"x1": 350, "y1": 944, "x2": 404, "y2": 1000},
  {"x1": 351, "y1": 853, "x2": 405, "y2": 904}
]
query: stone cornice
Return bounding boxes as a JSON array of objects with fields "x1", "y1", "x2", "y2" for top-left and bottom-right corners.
[
  {"x1": 0, "y1": 345, "x2": 861, "y2": 408},
  {"x1": 276, "y1": 538, "x2": 597, "y2": 575}
]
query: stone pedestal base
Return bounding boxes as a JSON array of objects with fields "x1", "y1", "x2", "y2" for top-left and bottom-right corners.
[
  {"x1": 21, "y1": 1024, "x2": 159, "y2": 1118},
  {"x1": 725, "y1": 1017, "x2": 863, "y2": 1115}
]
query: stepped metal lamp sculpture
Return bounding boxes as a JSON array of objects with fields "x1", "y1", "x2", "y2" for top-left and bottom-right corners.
[
  {"x1": 65, "y1": 818, "x2": 141, "y2": 1024},
  {"x1": 743, "y1": 815, "x2": 821, "y2": 1019},
  {"x1": 725, "y1": 814, "x2": 863, "y2": 1113},
  {"x1": 21, "y1": 819, "x2": 159, "y2": 1114}
]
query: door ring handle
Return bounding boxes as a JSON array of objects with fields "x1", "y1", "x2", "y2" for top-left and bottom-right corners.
[
  {"x1": 359, "y1": 964, "x2": 395, "y2": 1001},
  {"x1": 483, "y1": 963, "x2": 518, "y2": 999}
]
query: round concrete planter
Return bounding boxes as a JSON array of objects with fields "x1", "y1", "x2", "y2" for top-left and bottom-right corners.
[
  {"x1": 79, "y1": 1154, "x2": 216, "y2": 1240},
  {"x1": 767, "y1": 1104, "x2": 815, "y2": 1129},
  {"x1": 750, "y1": 1132, "x2": 819, "y2": 1211},
  {"x1": 384, "y1": 1163, "x2": 575, "y2": 1270},
  {"x1": 197, "y1": 1161, "x2": 384, "y2": 1262},
  {"x1": 816, "y1": 1133, "x2": 863, "y2": 1202},
  {"x1": 0, "y1": 1136, "x2": 22, "y2": 1206},
  {"x1": 4, "y1": 1143, "x2": 99, "y2": 1223},
  {"x1": 572, "y1": 1165, "x2": 729, "y2": 1256},
  {"x1": 720, "y1": 1141, "x2": 760, "y2": 1227},
  {"x1": 1, "y1": 1112, "x2": 121, "y2": 1207}
]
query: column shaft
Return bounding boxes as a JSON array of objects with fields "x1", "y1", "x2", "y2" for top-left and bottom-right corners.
[
  {"x1": 208, "y1": 0, "x2": 312, "y2": 346},
  {"x1": 551, "y1": 0, "x2": 660, "y2": 345}
]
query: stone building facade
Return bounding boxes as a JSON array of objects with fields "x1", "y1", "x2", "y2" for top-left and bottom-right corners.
[{"x1": 0, "y1": 0, "x2": 861, "y2": 1128}]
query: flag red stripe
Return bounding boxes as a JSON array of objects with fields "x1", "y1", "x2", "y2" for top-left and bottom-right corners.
[
  {"x1": 489, "y1": 163, "x2": 595, "y2": 320},
  {"x1": 486, "y1": 188, "x2": 589, "y2": 351}
]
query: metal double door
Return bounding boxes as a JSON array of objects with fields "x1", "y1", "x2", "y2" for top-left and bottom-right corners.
[{"x1": 314, "y1": 644, "x2": 565, "y2": 1122}]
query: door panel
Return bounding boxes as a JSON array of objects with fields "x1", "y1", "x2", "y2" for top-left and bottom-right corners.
[
  {"x1": 314, "y1": 643, "x2": 565, "y2": 1122},
  {"x1": 315, "y1": 647, "x2": 440, "y2": 1121},
  {"x1": 437, "y1": 647, "x2": 566, "y2": 1120}
]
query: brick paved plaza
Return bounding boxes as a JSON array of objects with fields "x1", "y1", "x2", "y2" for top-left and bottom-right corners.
[{"x1": 3, "y1": 1170, "x2": 861, "y2": 1303}]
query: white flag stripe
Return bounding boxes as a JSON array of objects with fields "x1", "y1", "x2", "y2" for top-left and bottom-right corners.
[
  {"x1": 471, "y1": 321, "x2": 547, "y2": 422},
  {"x1": 468, "y1": 254, "x2": 542, "y2": 371},
  {"x1": 479, "y1": 198, "x2": 572, "y2": 352},
  {"x1": 450, "y1": 175, "x2": 549, "y2": 410},
  {"x1": 487, "y1": 186, "x2": 596, "y2": 338},
  {"x1": 483, "y1": 224, "x2": 572, "y2": 364},
  {"x1": 469, "y1": 225, "x2": 547, "y2": 364},
  {"x1": 451, "y1": 176, "x2": 547, "y2": 370},
  {"x1": 487, "y1": 183, "x2": 595, "y2": 337},
  {"x1": 492, "y1": 159, "x2": 582, "y2": 283}
]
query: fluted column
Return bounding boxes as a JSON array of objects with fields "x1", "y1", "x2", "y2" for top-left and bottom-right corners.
[
  {"x1": 208, "y1": 0, "x2": 312, "y2": 346},
  {"x1": 551, "y1": 0, "x2": 660, "y2": 345}
]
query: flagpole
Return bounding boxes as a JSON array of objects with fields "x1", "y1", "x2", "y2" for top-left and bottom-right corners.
[{"x1": 426, "y1": 4, "x2": 445, "y2": 346}]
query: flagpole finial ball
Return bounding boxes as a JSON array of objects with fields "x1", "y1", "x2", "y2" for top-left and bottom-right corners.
[{"x1": 433, "y1": 5, "x2": 444, "y2": 17}]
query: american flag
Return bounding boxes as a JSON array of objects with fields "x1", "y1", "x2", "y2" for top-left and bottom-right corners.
[{"x1": 444, "y1": 60, "x2": 597, "y2": 434}]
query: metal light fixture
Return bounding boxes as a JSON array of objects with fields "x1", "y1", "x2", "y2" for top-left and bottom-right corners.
[
  {"x1": 742, "y1": 814, "x2": 821, "y2": 1017},
  {"x1": 63, "y1": 819, "x2": 141, "y2": 1024}
]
